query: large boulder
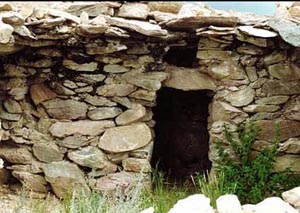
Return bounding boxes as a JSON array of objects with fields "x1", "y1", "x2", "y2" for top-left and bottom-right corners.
[
  {"x1": 282, "y1": 186, "x2": 300, "y2": 208},
  {"x1": 255, "y1": 197, "x2": 297, "y2": 213},
  {"x1": 216, "y1": 194, "x2": 242, "y2": 213}
]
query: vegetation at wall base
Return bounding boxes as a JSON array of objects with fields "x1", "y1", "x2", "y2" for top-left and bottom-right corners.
[{"x1": 213, "y1": 122, "x2": 300, "y2": 204}]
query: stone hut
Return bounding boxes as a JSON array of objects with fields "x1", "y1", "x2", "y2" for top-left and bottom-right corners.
[{"x1": 0, "y1": 1, "x2": 300, "y2": 197}]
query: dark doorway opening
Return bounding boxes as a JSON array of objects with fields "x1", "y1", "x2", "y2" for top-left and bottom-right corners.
[
  {"x1": 151, "y1": 87, "x2": 212, "y2": 181},
  {"x1": 163, "y1": 46, "x2": 199, "y2": 68}
]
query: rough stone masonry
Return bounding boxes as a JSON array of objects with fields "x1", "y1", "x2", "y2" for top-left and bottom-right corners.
[{"x1": 0, "y1": 1, "x2": 300, "y2": 197}]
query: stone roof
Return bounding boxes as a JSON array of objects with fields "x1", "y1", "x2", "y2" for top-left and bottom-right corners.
[{"x1": 0, "y1": 1, "x2": 299, "y2": 55}]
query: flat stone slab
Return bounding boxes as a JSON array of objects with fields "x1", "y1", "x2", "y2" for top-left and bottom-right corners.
[
  {"x1": 99, "y1": 123, "x2": 152, "y2": 153},
  {"x1": 50, "y1": 120, "x2": 115, "y2": 138}
]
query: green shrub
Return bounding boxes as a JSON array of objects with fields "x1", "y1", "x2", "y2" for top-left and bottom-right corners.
[{"x1": 215, "y1": 122, "x2": 300, "y2": 204}]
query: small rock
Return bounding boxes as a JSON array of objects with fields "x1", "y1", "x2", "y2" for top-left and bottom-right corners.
[
  {"x1": 30, "y1": 83, "x2": 57, "y2": 105},
  {"x1": 282, "y1": 186, "x2": 300, "y2": 208},
  {"x1": 59, "y1": 134, "x2": 97, "y2": 149},
  {"x1": 96, "y1": 84, "x2": 136, "y2": 97},
  {"x1": 12, "y1": 171, "x2": 48, "y2": 193},
  {"x1": 117, "y1": 3, "x2": 150, "y2": 20},
  {"x1": 216, "y1": 194, "x2": 242, "y2": 213},
  {"x1": 63, "y1": 59, "x2": 98, "y2": 72},
  {"x1": 226, "y1": 87, "x2": 255, "y2": 107},
  {"x1": 83, "y1": 94, "x2": 117, "y2": 107},
  {"x1": 0, "y1": 21, "x2": 14, "y2": 44},
  {"x1": 122, "y1": 158, "x2": 151, "y2": 172},
  {"x1": 3, "y1": 99, "x2": 22, "y2": 114},
  {"x1": 255, "y1": 197, "x2": 297, "y2": 213},
  {"x1": 168, "y1": 194, "x2": 214, "y2": 213}
]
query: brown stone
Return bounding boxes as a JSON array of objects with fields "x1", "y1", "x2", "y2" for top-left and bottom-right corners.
[
  {"x1": 243, "y1": 104, "x2": 280, "y2": 113},
  {"x1": 96, "y1": 84, "x2": 136, "y2": 97},
  {"x1": 255, "y1": 96, "x2": 290, "y2": 105},
  {"x1": 59, "y1": 134, "x2": 97, "y2": 149},
  {"x1": 283, "y1": 96, "x2": 300, "y2": 121},
  {"x1": 274, "y1": 155, "x2": 300, "y2": 172},
  {"x1": 99, "y1": 123, "x2": 152, "y2": 153},
  {"x1": 63, "y1": 59, "x2": 98, "y2": 72},
  {"x1": 148, "y1": 2, "x2": 183, "y2": 14},
  {"x1": 12, "y1": 171, "x2": 48, "y2": 193},
  {"x1": 0, "y1": 145, "x2": 36, "y2": 164},
  {"x1": 50, "y1": 120, "x2": 115, "y2": 138},
  {"x1": 42, "y1": 99, "x2": 88, "y2": 120},
  {"x1": 255, "y1": 119, "x2": 300, "y2": 142},
  {"x1": 129, "y1": 89, "x2": 156, "y2": 102},
  {"x1": 122, "y1": 158, "x2": 151, "y2": 172},
  {"x1": 268, "y1": 63, "x2": 300, "y2": 80},
  {"x1": 30, "y1": 83, "x2": 57, "y2": 105},
  {"x1": 32, "y1": 142, "x2": 64, "y2": 163},
  {"x1": 43, "y1": 161, "x2": 90, "y2": 198}
]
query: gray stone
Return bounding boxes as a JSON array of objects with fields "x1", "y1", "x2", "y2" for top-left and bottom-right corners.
[
  {"x1": 245, "y1": 67, "x2": 258, "y2": 82},
  {"x1": 12, "y1": 171, "x2": 48, "y2": 193},
  {"x1": 50, "y1": 120, "x2": 115, "y2": 138},
  {"x1": 99, "y1": 123, "x2": 152, "y2": 153},
  {"x1": 122, "y1": 158, "x2": 151, "y2": 172},
  {"x1": 49, "y1": 82, "x2": 75, "y2": 96},
  {"x1": 117, "y1": 3, "x2": 149, "y2": 20},
  {"x1": 67, "y1": 146, "x2": 109, "y2": 169},
  {"x1": 255, "y1": 119, "x2": 300, "y2": 142},
  {"x1": 164, "y1": 65, "x2": 216, "y2": 91},
  {"x1": 105, "y1": 16, "x2": 167, "y2": 37},
  {"x1": 274, "y1": 155, "x2": 300, "y2": 172},
  {"x1": 207, "y1": 59, "x2": 247, "y2": 80},
  {"x1": 88, "y1": 162, "x2": 118, "y2": 178},
  {"x1": 250, "y1": 112, "x2": 281, "y2": 121},
  {"x1": 253, "y1": 197, "x2": 297, "y2": 213},
  {"x1": 236, "y1": 33, "x2": 270, "y2": 47},
  {"x1": 83, "y1": 94, "x2": 117, "y2": 107},
  {"x1": 129, "y1": 90, "x2": 156, "y2": 102},
  {"x1": 268, "y1": 63, "x2": 300, "y2": 80},
  {"x1": 112, "y1": 97, "x2": 132, "y2": 108},
  {"x1": 197, "y1": 50, "x2": 236, "y2": 60},
  {"x1": 243, "y1": 104, "x2": 280, "y2": 113},
  {"x1": 237, "y1": 44, "x2": 265, "y2": 55},
  {"x1": 3, "y1": 99, "x2": 22, "y2": 114},
  {"x1": 148, "y1": 2, "x2": 183, "y2": 14},
  {"x1": 268, "y1": 18, "x2": 300, "y2": 47},
  {"x1": 75, "y1": 74, "x2": 106, "y2": 85},
  {"x1": 74, "y1": 86, "x2": 93, "y2": 93},
  {"x1": 86, "y1": 42, "x2": 127, "y2": 55},
  {"x1": 210, "y1": 101, "x2": 248, "y2": 124},
  {"x1": 87, "y1": 107, "x2": 122, "y2": 120},
  {"x1": 92, "y1": 171, "x2": 147, "y2": 194},
  {"x1": 67, "y1": 2, "x2": 120, "y2": 16},
  {"x1": 264, "y1": 51, "x2": 287, "y2": 65},
  {"x1": 63, "y1": 59, "x2": 98, "y2": 72},
  {"x1": 0, "y1": 145, "x2": 35, "y2": 164},
  {"x1": 4, "y1": 64, "x2": 36, "y2": 77},
  {"x1": 76, "y1": 23, "x2": 109, "y2": 37},
  {"x1": 59, "y1": 134, "x2": 97, "y2": 149},
  {"x1": 96, "y1": 84, "x2": 136, "y2": 97},
  {"x1": 0, "y1": 107, "x2": 21, "y2": 121},
  {"x1": 256, "y1": 96, "x2": 289, "y2": 105},
  {"x1": 283, "y1": 96, "x2": 300, "y2": 121},
  {"x1": 129, "y1": 141, "x2": 154, "y2": 160},
  {"x1": 107, "y1": 153, "x2": 129, "y2": 164},
  {"x1": 18, "y1": 58, "x2": 54, "y2": 68},
  {"x1": 43, "y1": 161, "x2": 90, "y2": 198},
  {"x1": 32, "y1": 142, "x2": 64, "y2": 163},
  {"x1": 237, "y1": 26, "x2": 277, "y2": 38},
  {"x1": 42, "y1": 99, "x2": 88, "y2": 120},
  {"x1": 278, "y1": 138, "x2": 300, "y2": 154},
  {"x1": 103, "y1": 64, "x2": 129, "y2": 73},
  {"x1": 262, "y1": 80, "x2": 300, "y2": 95},
  {"x1": 225, "y1": 87, "x2": 255, "y2": 107},
  {"x1": 0, "y1": 21, "x2": 13, "y2": 44},
  {"x1": 282, "y1": 186, "x2": 300, "y2": 208},
  {"x1": 116, "y1": 103, "x2": 146, "y2": 125}
]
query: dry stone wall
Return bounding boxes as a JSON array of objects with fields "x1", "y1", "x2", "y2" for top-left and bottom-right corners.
[{"x1": 0, "y1": 1, "x2": 300, "y2": 197}]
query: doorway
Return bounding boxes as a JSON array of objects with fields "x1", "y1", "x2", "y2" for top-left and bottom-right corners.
[{"x1": 151, "y1": 87, "x2": 212, "y2": 181}]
